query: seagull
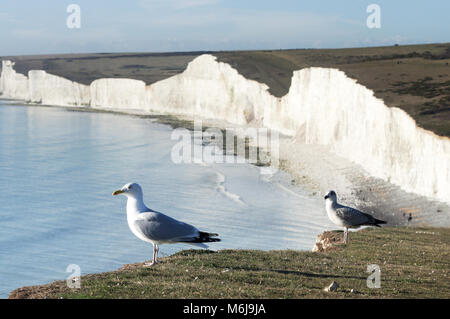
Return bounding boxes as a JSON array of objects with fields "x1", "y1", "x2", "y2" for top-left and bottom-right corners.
[
  {"x1": 113, "y1": 182, "x2": 221, "y2": 266},
  {"x1": 324, "y1": 190, "x2": 386, "y2": 244}
]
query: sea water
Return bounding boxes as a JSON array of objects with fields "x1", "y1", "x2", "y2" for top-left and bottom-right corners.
[{"x1": 0, "y1": 101, "x2": 332, "y2": 298}]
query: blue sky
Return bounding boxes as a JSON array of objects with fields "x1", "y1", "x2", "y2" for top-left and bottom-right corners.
[{"x1": 0, "y1": 0, "x2": 449, "y2": 55}]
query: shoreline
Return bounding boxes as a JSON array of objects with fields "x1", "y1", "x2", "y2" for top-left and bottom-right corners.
[{"x1": 1, "y1": 97, "x2": 448, "y2": 228}]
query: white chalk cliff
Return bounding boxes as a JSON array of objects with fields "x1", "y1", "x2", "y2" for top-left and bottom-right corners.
[
  {"x1": 280, "y1": 68, "x2": 450, "y2": 203},
  {"x1": 0, "y1": 60, "x2": 29, "y2": 100},
  {"x1": 0, "y1": 60, "x2": 90, "y2": 106},
  {"x1": 91, "y1": 78, "x2": 147, "y2": 110},
  {"x1": 1, "y1": 55, "x2": 449, "y2": 204},
  {"x1": 28, "y1": 70, "x2": 90, "y2": 106},
  {"x1": 146, "y1": 55, "x2": 277, "y2": 125}
]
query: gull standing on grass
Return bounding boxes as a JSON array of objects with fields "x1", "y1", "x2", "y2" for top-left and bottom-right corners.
[
  {"x1": 113, "y1": 183, "x2": 221, "y2": 266},
  {"x1": 324, "y1": 190, "x2": 386, "y2": 244}
]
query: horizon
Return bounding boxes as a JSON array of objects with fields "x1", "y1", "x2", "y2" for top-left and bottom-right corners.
[
  {"x1": 1, "y1": 0, "x2": 449, "y2": 56},
  {"x1": 2, "y1": 41, "x2": 449, "y2": 58}
]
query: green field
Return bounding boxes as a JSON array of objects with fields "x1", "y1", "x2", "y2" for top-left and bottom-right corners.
[{"x1": 9, "y1": 227, "x2": 450, "y2": 299}]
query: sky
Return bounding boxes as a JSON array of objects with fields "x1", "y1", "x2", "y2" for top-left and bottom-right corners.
[{"x1": 0, "y1": 0, "x2": 449, "y2": 55}]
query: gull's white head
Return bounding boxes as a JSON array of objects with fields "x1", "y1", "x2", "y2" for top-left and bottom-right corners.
[
  {"x1": 324, "y1": 190, "x2": 337, "y2": 202},
  {"x1": 113, "y1": 182, "x2": 143, "y2": 199}
]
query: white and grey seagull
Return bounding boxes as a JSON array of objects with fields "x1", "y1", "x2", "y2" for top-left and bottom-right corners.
[
  {"x1": 113, "y1": 182, "x2": 221, "y2": 266},
  {"x1": 324, "y1": 190, "x2": 386, "y2": 244}
]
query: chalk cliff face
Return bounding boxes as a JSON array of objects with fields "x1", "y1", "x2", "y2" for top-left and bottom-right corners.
[
  {"x1": 278, "y1": 68, "x2": 450, "y2": 202},
  {"x1": 1, "y1": 55, "x2": 450, "y2": 204},
  {"x1": 28, "y1": 70, "x2": 90, "y2": 106},
  {"x1": 0, "y1": 60, "x2": 29, "y2": 100},
  {"x1": 146, "y1": 54, "x2": 279, "y2": 125},
  {"x1": 90, "y1": 78, "x2": 147, "y2": 110},
  {"x1": 0, "y1": 61, "x2": 90, "y2": 106}
]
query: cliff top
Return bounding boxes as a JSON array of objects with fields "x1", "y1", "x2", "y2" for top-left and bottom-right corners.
[
  {"x1": 1, "y1": 43, "x2": 449, "y2": 137},
  {"x1": 9, "y1": 227, "x2": 450, "y2": 299}
]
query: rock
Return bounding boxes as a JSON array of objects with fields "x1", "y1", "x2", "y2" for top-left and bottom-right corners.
[
  {"x1": 312, "y1": 231, "x2": 343, "y2": 252},
  {"x1": 324, "y1": 281, "x2": 339, "y2": 292}
]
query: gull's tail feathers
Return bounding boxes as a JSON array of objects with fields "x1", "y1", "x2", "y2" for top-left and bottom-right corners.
[
  {"x1": 197, "y1": 231, "x2": 221, "y2": 243},
  {"x1": 360, "y1": 212, "x2": 387, "y2": 227},
  {"x1": 178, "y1": 231, "x2": 221, "y2": 248},
  {"x1": 372, "y1": 218, "x2": 387, "y2": 227}
]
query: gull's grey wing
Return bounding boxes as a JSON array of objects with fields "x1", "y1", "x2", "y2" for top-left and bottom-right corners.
[
  {"x1": 334, "y1": 206, "x2": 372, "y2": 227},
  {"x1": 134, "y1": 211, "x2": 199, "y2": 242}
]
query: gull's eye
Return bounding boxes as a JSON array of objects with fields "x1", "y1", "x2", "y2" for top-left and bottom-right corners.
[{"x1": 128, "y1": 185, "x2": 133, "y2": 190}]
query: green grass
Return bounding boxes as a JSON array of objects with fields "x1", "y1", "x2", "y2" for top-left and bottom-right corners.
[
  {"x1": 9, "y1": 227, "x2": 450, "y2": 299},
  {"x1": 391, "y1": 78, "x2": 450, "y2": 99}
]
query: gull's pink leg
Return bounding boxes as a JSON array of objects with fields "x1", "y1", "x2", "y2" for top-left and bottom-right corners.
[
  {"x1": 144, "y1": 244, "x2": 157, "y2": 267},
  {"x1": 154, "y1": 244, "x2": 159, "y2": 264}
]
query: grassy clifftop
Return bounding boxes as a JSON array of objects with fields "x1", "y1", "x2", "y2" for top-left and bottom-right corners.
[{"x1": 9, "y1": 227, "x2": 450, "y2": 299}]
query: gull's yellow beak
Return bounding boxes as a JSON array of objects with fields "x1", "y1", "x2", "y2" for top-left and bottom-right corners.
[{"x1": 112, "y1": 189, "x2": 124, "y2": 196}]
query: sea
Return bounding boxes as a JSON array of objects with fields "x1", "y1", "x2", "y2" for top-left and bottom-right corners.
[{"x1": 0, "y1": 101, "x2": 332, "y2": 298}]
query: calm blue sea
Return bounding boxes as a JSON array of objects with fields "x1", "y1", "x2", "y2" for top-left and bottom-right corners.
[{"x1": 0, "y1": 101, "x2": 331, "y2": 298}]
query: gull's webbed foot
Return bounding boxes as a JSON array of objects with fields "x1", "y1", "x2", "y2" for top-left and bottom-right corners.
[{"x1": 143, "y1": 260, "x2": 159, "y2": 267}]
